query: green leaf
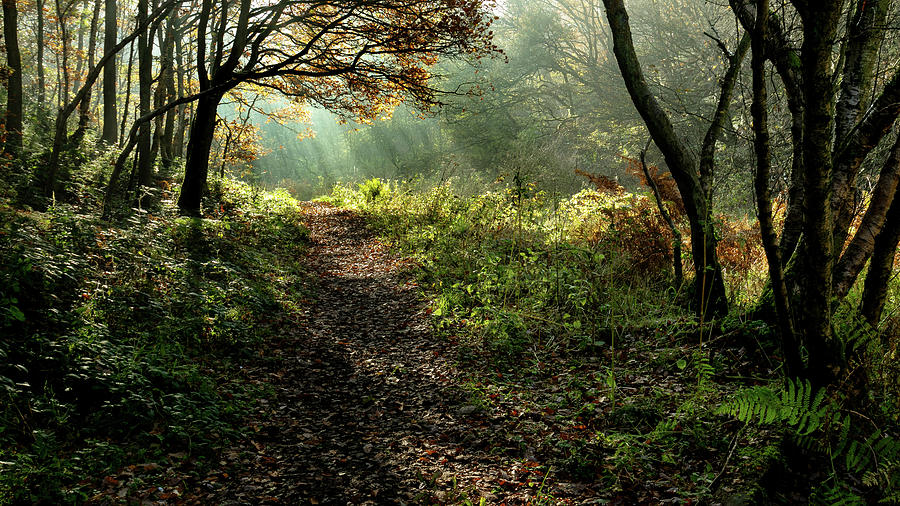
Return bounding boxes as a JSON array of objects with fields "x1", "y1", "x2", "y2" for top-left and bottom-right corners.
[{"x1": 676, "y1": 358, "x2": 687, "y2": 370}]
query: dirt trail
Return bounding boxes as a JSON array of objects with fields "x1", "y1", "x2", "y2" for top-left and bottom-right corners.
[{"x1": 210, "y1": 203, "x2": 515, "y2": 504}]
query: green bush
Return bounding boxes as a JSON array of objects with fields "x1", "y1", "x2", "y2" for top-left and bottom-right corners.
[{"x1": 358, "y1": 177, "x2": 390, "y2": 204}]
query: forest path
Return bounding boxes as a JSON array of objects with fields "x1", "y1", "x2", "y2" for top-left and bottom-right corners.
[{"x1": 210, "y1": 203, "x2": 513, "y2": 504}]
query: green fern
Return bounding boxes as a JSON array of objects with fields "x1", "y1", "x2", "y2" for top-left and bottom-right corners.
[
  {"x1": 785, "y1": 378, "x2": 828, "y2": 435},
  {"x1": 716, "y1": 385, "x2": 779, "y2": 423},
  {"x1": 833, "y1": 306, "x2": 877, "y2": 362},
  {"x1": 830, "y1": 413, "x2": 852, "y2": 456},
  {"x1": 809, "y1": 482, "x2": 866, "y2": 506},
  {"x1": 719, "y1": 379, "x2": 900, "y2": 501},
  {"x1": 717, "y1": 378, "x2": 827, "y2": 434},
  {"x1": 864, "y1": 458, "x2": 900, "y2": 503},
  {"x1": 695, "y1": 352, "x2": 715, "y2": 385}
]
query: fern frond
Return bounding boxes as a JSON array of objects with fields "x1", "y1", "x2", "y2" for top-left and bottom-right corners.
[
  {"x1": 718, "y1": 378, "x2": 827, "y2": 435},
  {"x1": 832, "y1": 413, "x2": 851, "y2": 456},
  {"x1": 719, "y1": 379, "x2": 900, "y2": 501},
  {"x1": 716, "y1": 385, "x2": 780, "y2": 425},
  {"x1": 810, "y1": 484, "x2": 866, "y2": 506}
]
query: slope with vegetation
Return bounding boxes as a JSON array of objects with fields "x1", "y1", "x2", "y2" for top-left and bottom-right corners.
[
  {"x1": 0, "y1": 177, "x2": 311, "y2": 503},
  {"x1": 322, "y1": 177, "x2": 900, "y2": 503}
]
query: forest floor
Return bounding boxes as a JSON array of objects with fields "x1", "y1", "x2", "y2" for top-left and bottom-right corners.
[
  {"x1": 201, "y1": 202, "x2": 548, "y2": 504},
  {"x1": 83, "y1": 202, "x2": 779, "y2": 505},
  {"x1": 136, "y1": 202, "x2": 527, "y2": 505}
]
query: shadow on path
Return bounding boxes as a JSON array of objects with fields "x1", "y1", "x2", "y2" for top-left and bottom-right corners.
[{"x1": 212, "y1": 203, "x2": 510, "y2": 504}]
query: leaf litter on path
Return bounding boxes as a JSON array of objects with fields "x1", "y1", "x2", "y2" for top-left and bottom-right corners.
[
  {"x1": 162, "y1": 202, "x2": 770, "y2": 505},
  {"x1": 204, "y1": 203, "x2": 538, "y2": 504}
]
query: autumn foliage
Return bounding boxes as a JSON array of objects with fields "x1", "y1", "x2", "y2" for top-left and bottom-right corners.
[
  {"x1": 618, "y1": 155, "x2": 686, "y2": 217},
  {"x1": 574, "y1": 169, "x2": 625, "y2": 195},
  {"x1": 576, "y1": 164, "x2": 767, "y2": 294}
]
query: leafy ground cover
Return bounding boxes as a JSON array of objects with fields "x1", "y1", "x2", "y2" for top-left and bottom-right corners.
[
  {"x1": 320, "y1": 177, "x2": 900, "y2": 503},
  {"x1": 0, "y1": 179, "x2": 311, "y2": 504},
  {"x1": 4, "y1": 173, "x2": 898, "y2": 504},
  {"x1": 187, "y1": 201, "x2": 779, "y2": 504}
]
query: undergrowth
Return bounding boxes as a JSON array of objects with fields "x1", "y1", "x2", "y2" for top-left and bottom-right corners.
[
  {"x1": 0, "y1": 178, "x2": 310, "y2": 504},
  {"x1": 322, "y1": 177, "x2": 689, "y2": 361},
  {"x1": 325, "y1": 177, "x2": 900, "y2": 503},
  {"x1": 322, "y1": 179, "x2": 756, "y2": 501}
]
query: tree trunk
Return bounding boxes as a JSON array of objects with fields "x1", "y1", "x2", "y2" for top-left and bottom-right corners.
[
  {"x1": 101, "y1": 0, "x2": 117, "y2": 144},
  {"x1": 55, "y1": 50, "x2": 62, "y2": 110},
  {"x1": 860, "y1": 191, "x2": 900, "y2": 327},
  {"x1": 729, "y1": 0, "x2": 807, "y2": 265},
  {"x1": 37, "y1": 0, "x2": 46, "y2": 104},
  {"x1": 175, "y1": 0, "x2": 251, "y2": 215},
  {"x1": 793, "y1": 0, "x2": 844, "y2": 386},
  {"x1": 833, "y1": 134, "x2": 900, "y2": 299},
  {"x1": 162, "y1": 99, "x2": 176, "y2": 164},
  {"x1": 172, "y1": 30, "x2": 187, "y2": 157},
  {"x1": 159, "y1": 13, "x2": 176, "y2": 165},
  {"x1": 751, "y1": 0, "x2": 799, "y2": 375},
  {"x1": 149, "y1": 70, "x2": 166, "y2": 172},
  {"x1": 177, "y1": 91, "x2": 223, "y2": 215},
  {"x1": 2, "y1": 0, "x2": 24, "y2": 156},
  {"x1": 136, "y1": 0, "x2": 154, "y2": 193},
  {"x1": 119, "y1": 41, "x2": 135, "y2": 146},
  {"x1": 602, "y1": 0, "x2": 728, "y2": 318},
  {"x1": 831, "y1": 0, "x2": 892, "y2": 252},
  {"x1": 73, "y1": 0, "x2": 88, "y2": 93},
  {"x1": 71, "y1": 0, "x2": 101, "y2": 145},
  {"x1": 104, "y1": 89, "x2": 206, "y2": 214},
  {"x1": 56, "y1": 0, "x2": 72, "y2": 107},
  {"x1": 219, "y1": 124, "x2": 231, "y2": 178}
]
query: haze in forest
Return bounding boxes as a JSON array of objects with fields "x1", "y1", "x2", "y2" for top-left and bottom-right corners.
[
  {"x1": 239, "y1": 0, "x2": 735, "y2": 203},
  {"x1": 5, "y1": 0, "x2": 900, "y2": 503}
]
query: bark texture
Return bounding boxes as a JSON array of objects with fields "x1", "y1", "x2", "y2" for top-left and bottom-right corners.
[
  {"x1": 793, "y1": 0, "x2": 844, "y2": 385},
  {"x1": 178, "y1": 92, "x2": 224, "y2": 215},
  {"x1": 730, "y1": 0, "x2": 807, "y2": 263},
  {"x1": 136, "y1": 0, "x2": 154, "y2": 196},
  {"x1": 834, "y1": 134, "x2": 900, "y2": 299},
  {"x1": 101, "y1": 0, "x2": 118, "y2": 144},
  {"x1": 2, "y1": 0, "x2": 23, "y2": 156},
  {"x1": 831, "y1": 0, "x2": 892, "y2": 252},
  {"x1": 176, "y1": 0, "x2": 251, "y2": 215},
  {"x1": 751, "y1": 0, "x2": 798, "y2": 374},
  {"x1": 860, "y1": 193, "x2": 900, "y2": 326}
]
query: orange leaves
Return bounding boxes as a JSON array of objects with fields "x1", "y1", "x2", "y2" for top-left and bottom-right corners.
[
  {"x1": 575, "y1": 168, "x2": 625, "y2": 195},
  {"x1": 212, "y1": 115, "x2": 267, "y2": 171},
  {"x1": 710, "y1": 215, "x2": 765, "y2": 298},
  {"x1": 596, "y1": 196, "x2": 677, "y2": 275},
  {"x1": 619, "y1": 154, "x2": 686, "y2": 217},
  {"x1": 243, "y1": 0, "x2": 498, "y2": 123}
]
